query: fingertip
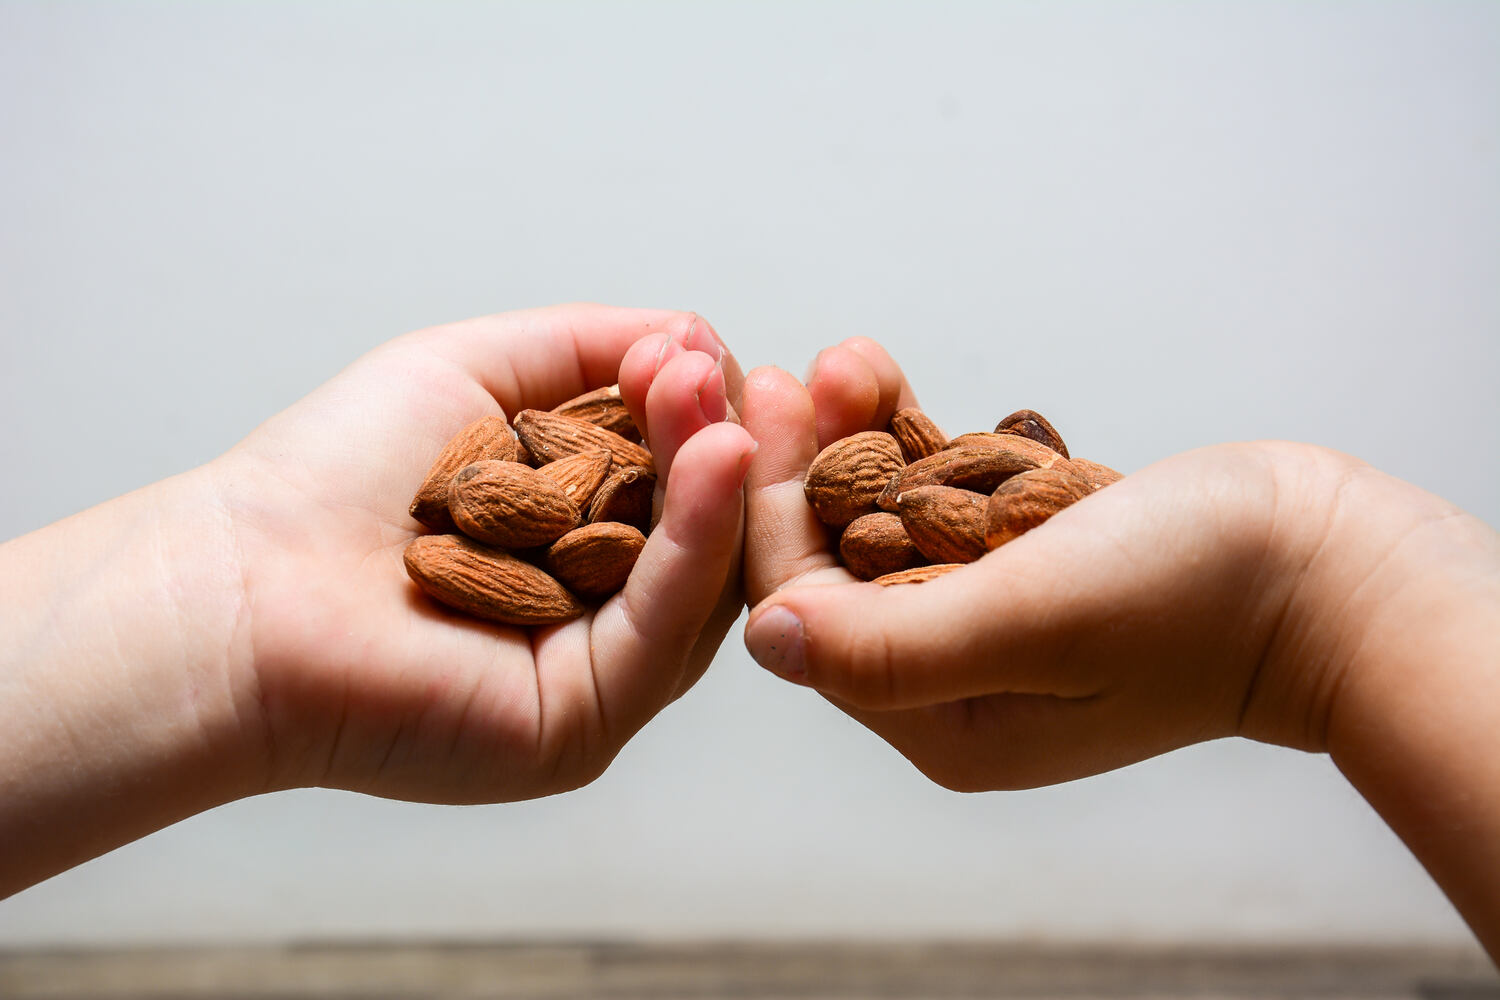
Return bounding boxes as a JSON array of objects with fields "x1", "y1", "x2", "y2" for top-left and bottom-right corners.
[{"x1": 806, "y1": 345, "x2": 881, "y2": 447}]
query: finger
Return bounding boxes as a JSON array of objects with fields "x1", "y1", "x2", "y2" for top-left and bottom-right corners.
[
  {"x1": 617, "y1": 333, "x2": 687, "y2": 445},
  {"x1": 678, "y1": 313, "x2": 747, "y2": 414},
  {"x1": 740, "y1": 366, "x2": 853, "y2": 607},
  {"x1": 588, "y1": 421, "x2": 757, "y2": 737},
  {"x1": 804, "y1": 338, "x2": 923, "y2": 449},
  {"x1": 410, "y1": 303, "x2": 709, "y2": 417},
  {"x1": 837, "y1": 337, "x2": 922, "y2": 419},
  {"x1": 642, "y1": 350, "x2": 728, "y2": 485}
]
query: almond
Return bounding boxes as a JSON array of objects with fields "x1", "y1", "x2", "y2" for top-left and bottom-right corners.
[
  {"x1": 403, "y1": 534, "x2": 584, "y2": 625},
  {"x1": 513, "y1": 409, "x2": 654, "y2": 471},
  {"x1": 984, "y1": 466, "x2": 1095, "y2": 549},
  {"x1": 408, "y1": 416, "x2": 520, "y2": 531},
  {"x1": 535, "y1": 449, "x2": 612, "y2": 509},
  {"x1": 888, "y1": 407, "x2": 949, "y2": 463},
  {"x1": 897, "y1": 485, "x2": 989, "y2": 564},
  {"x1": 871, "y1": 563, "x2": 964, "y2": 586},
  {"x1": 804, "y1": 431, "x2": 906, "y2": 528},
  {"x1": 878, "y1": 438, "x2": 1063, "y2": 510},
  {"x1": 447, "y1": 460, "x2": 581, "y2": 549},
  {"x1": 995, "y1": 408, "x2": 1069, "y2": 458},
  {"x1": 588, "y1": 465, "x2": 656, "y2": 532},
  {"x1": 839, "y1": 512, "x2": 925, "y2": 581},
  {"x1": 544, "y1": 522, "x2": 646, "y2": 599},
  {"x1": 552, "y1": 384, "x2": 641, "y2": 441},
  {"x1": 1067, "y1": 457, "x2": 1124, "y2": 491}
]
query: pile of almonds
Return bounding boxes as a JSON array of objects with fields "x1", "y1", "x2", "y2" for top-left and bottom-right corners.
[
  {"x1": 806, "y1": 408, "x2": 1122, "y2": 585},
  {"x1": 402, "y1": 385, "x2": 656, "y2": 625}
]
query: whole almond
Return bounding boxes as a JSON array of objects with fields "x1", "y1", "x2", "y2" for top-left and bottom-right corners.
[
  {"x1": 1067, "y1": 457, "x2": 1124, "y2": 491},
  {"x1": 588, "y1": 465, "x2": 656, "y2": 532},
  {"x1": 536, "y1": 448, "x2": 612, "y2": 509},
  {"x1": 409, "y1": 416, "x2": 521, "y2": 531},
  {"x1": 984, "y1": 466, "x2": 1095, "y2": 549},
  {"x1": 448, "y1": 461, "x2": 581, "y2": 549},
  {"x1": 804, "y1": 431, "x2": 906, "y2": 528},
  {"x1": 514, "y1": 409, "x2": 654, "y2": 471},
  {"x1": 878, "y1": 438, "x2": 1063, "y2": 510},
  {"x1": 897, "y1": 485, "x2": 989, "y2": 564},
  {"x1": 888, "y1": 408, "x2": 949, "y2": 463},
  {"x1": 839, "y1": 512, "x2": 925, "y2": 581},
  {"x1": 995, "y1": 409, "x2": 1069, "y2": 459},
  {"x1": 552, "y1": 384, "x2": 641, "y2": 442},
  {"x1": 871, "y1": 563, "x2": 964, "y2": 586},
  {"x1": 403, "y1": 534, "x2": 584, "y2": 625},
  {"x1": 544, "y1": 522, "x2": 646, "y2": 599}
]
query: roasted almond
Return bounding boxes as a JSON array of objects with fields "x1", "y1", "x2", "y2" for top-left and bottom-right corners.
[
  {"x1": 878, "y1": 438, "x2": 1063, "y2": 510},
  {"x1": 513, "y1": 409, "x2": 654, "y2": 471},
  {"x1": 804, "y1": 431, "x2": 905, "y2": 528},
  {"x1": 1067, "y1": 457, "x2": 1124, "y2": 491},
  {"x1": 984, "y1": 466, "x2": 1095, "y2": 549},
  {"x1": 544, "y1": 522, "x2": 646, "y2": 599},
  {"x1": 995, "y1": 408, "x2": 1069, "y2": 458},
  {"x1": 897, "y1": 485, "x2": 989, "y2": 564},
  {"x1": 447, "y1": 460, "x2": 581, "y2": 549},
  {"x1": 839, "y1": 512, "x2": 925, "y2": 581},
  {"x1": 871, "y1": 563, "x2": 964, "y2": 586},
  {"x1": 552, "y1": 384, "x2": 641, "y2": 441},
  {"x1": 888, "y1": 408, "x2": 949, "y2": 463},
  {"x1": 535, "y1": 448, "x2": 612, "y2": 510},
  {"x1": 588, "y1": 465, "x2": 656, "y2": 532},
  {"x1": 408, "y1": 416, "x2": 521, "y2": 531},
  {"x1": 403, "y1": 534, "x2": 584, "y2": 625}
]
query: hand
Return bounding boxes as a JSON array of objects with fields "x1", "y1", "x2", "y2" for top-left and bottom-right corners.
[{"x1": 739, "y1": 340, "x2": 1500, "y2": 953}]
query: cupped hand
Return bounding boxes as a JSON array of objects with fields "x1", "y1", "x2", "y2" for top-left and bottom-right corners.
[
  {"x1": 211, "y1": 304, "x2": 755, "y2": 802},
  {"x1": 739, "y1": 339, "x2": 1371, "y2": 791}
]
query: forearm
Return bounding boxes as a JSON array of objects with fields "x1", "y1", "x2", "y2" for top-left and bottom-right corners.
[{"x1": 0, "y1": 468, "x2": 261, "y2": 897}]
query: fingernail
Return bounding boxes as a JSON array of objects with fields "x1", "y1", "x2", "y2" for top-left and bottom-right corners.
[
  {"x1": 746, "y1": 605, "x2": 805, "y2": 680},
  {"x1": 696, "y1": 359, "x2": 728, "y2": 424},
  {"x1": 736, "y1": 440, "x2": 759, "y2": 485},
  {"x1": 654, "y1": 336, "x2": 685, "y2": 376},
  {"x1": 678, "y1": 313, "x2": 704, "y2": 353}
]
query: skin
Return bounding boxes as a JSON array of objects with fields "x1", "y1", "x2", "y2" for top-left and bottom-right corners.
[
  {"x1": 0, "y1": 304, "x2": 755, "y2": 899},
  {"x1": 741, "y1": 339, "x2": 1500, "y2": 958}
]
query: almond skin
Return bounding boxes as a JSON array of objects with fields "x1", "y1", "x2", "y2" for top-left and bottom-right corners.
[
  {"x1": 839, "y1": 512, "x2": 925, "y2": 581},
  {"x1": 403, "y1": 534, "x2": 584, "y2": 625},
  {"x1": 871, "y1": 563, "x2": 964, "y2": 586},
  {"x1": 513, "y1": 409, "x2": 654, "y2": 471},
  {"x1": 408, "y1": 416, "x2": 521, "y2": 531},
  {"x1": 897, "y1": 485, "x2": 989, "y2": 564},
  {"x1": 447, "y1": 460, "x2": 581, "y2": 549},
  {"x1": 552, "y1": 384, "x2": 641, "y2": 441},
  {"x1": 878, "y1": 439, "x2": 1063, "y2": 510},
  {"x1": 588, "y1": 465, "x2": 656, "y2": 532},
  {"x1": 888, "y1": 408, "x2": 949, "y2": 463},
  {"x1": 995, "y1": 408, "x2": 1069, "y2": 459},
  {"x1": 804, "y1": 431, "x2": 906, "y2": 528},
  {"x1": 1067, "y1": 457, "x2": 1124, "y2": 491},
  {"x1": 984, "y1": 466, "x2": 1095, "y2": 549},
  {"x1": 535, "y1": 449, "x2": 613, "y2": 510},
  {"x1": 544, "y1": 522, "x2": 646, "y2": 599}
]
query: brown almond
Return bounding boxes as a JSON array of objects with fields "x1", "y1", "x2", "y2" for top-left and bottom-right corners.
[
  {"x1": 588, "y1": 465, "x2": 656, "y2": 532},
  {"x1": 513, "y1": 410, "x2": 654, "y2": 471},
  {"x1": 552, "y1": 384, "x2": 641, "y2": 441},
  {"x1": 535, "y1": 449, "x2": 612, "y2": 509},
  {"x1": 447, "y1": 461, "x2": 581, "y2": 549},
  {"x1": 544, "y1": 522, "x2": 646, "y2": 599},
  {"x1": 408, "y1": 416, "x2": 520, "y2": 531},
  {"x1": 878, "y1": 438, "x2": 1063, "y2": 510},
  {"x1": 403, "y1": 534, "x2": 584, "y2": 625},
  {"x1": 995, "y1": 409, "x2": 1069, "y2": 458},
  {"x1": 804, "y1": 431, "x2": 906, "y2": 528},
  {"x1": 888, "y1": 408, "x2": 949, "y2": 463},
  {"x1": 839, "y1": 512, "x2": 925, "y2": 581},
  {"x1": 871, "y1": 563, "x2": 964, "y2": 586},
  {"x1": 897, "y1": 485, "x2": 989, "y2": 564},
  {"x1": 1067, "y1": 457, "x2": 1124, "y2": 491},
  {"x1": 984, "y1": 466, "x2": 1095, "y2": 549}
]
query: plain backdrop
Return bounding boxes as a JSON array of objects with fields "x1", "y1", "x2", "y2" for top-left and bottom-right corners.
[{"x1": 1, "y1": 1, "x2": 1496, "y2": 948}]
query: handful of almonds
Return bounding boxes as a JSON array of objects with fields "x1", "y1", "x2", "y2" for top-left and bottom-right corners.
[
  {"x1": 402, "y1": 385, "x2": 656, "y2": 626},
  {"x1": 806, "y1": 408, "x2": 1122, "y2": 585}
]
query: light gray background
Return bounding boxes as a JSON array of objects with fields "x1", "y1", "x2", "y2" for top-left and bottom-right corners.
[{"x1": 1, "y1": 1, "x2": 1496, "y2": 948}]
